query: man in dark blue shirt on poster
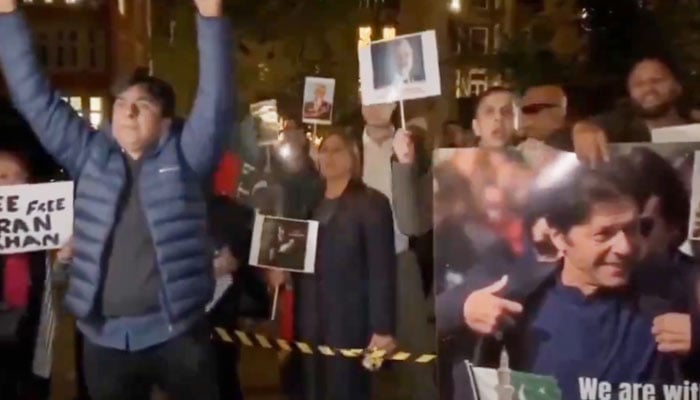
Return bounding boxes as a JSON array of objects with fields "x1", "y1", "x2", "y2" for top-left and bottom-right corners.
[
  {"x1": 439, "y1": 157, "x2": 695, "y2": 400},
  {"x1": 0, "y1": 0, "x2": 233, "y2": 399}
]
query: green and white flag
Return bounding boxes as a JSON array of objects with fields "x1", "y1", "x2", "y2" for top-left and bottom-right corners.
[{"x1": 467, "y1": 362, "x2": 562, "y2": 400}]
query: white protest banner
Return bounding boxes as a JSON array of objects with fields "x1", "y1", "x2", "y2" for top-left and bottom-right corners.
[
  {"x1": 651, "y1": 123, "x2": 700, "y2": 143},
  {"x1": 250, "y1": 99, "x2": 281, "y2": 145},
  {"x1": 359, "y1": 30, "x2": 441, "y2": 106},
  {"x1": 0, "y1": 181, "x2": 74, "y2": 254}
]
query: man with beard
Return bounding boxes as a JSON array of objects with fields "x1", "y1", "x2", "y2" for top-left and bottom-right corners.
[{"x1": 573, "y1": 57, "x2": 688, "y2": 164}]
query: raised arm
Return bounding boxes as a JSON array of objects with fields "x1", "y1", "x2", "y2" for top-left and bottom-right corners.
[
  {"x1": 180, "y1": 0, "x2": 234, "y2": 178},
  {"x1": 391, "y1": 129, "x2": 433, "y2": 236},
  {"x1": 0, "y1": 5, "x2": 93, "y2": 177}
]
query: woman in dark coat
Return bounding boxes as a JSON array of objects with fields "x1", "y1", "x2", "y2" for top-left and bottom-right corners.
[{"x1": 290, "y1": 131, "x2": 398, "y2": 400}]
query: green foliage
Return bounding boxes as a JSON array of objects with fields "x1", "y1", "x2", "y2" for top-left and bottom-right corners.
[{"x1": 151, "y1": 0, "x2": 365, "y2": 122}]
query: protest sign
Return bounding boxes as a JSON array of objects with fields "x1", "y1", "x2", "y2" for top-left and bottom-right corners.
[
  {"x1": 358, "y1": 30, "x2": 441, "y2": 106},
  {"x1": 0, "y1": 181, "x2": 73, "y2": 254},
  {"x1": 651, "y1": 123, "x2": 700, "y2": 143},
  {"x1": 249, "y1": 214, "x2": 318, "y2": 274},
  {"x1": 432, "y1": 145, "x2": 700, "y2": 400},
  {"x1": 250, "y1": 99, "x2": 281, "y2": 145},
  {"x1": 302, "y1": 77, "x2": 335, "y2": 125}
]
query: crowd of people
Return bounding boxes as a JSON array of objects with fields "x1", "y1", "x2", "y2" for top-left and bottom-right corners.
[{"x1": 2, "y1": 0, "x2": 700, "y2": 399}]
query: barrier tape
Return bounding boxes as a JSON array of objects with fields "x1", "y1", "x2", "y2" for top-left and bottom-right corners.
[{"x1": 213, "y1": 327, "x2": 437, "y2": 364}]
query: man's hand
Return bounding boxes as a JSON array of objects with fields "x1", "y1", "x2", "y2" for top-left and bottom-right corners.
[
  {"x1": 0, "y1": 0, "x2": 17, "y2": 14},
  {"x1": 367, "y1": 333, "x2": 398, "y2": 356},
  {"x1": 56, "y1": 239, "x2": 74, "y2": 264},
  {"x1": 653, "y1": 313, "x2": 692, "y2": 355},
  {"x1": 266, "y1": 269, "x2": 288, "y2": 288},
  {"x1": 572, "y1": 120, "x2": 609, "y2": 166},
  {"x1": 194, "y1": 0, "x2": 222, "y2": 17},
  {"x1": 213, "y1": 246, "x2": 238, "y2": 278},
  {"x1": 393, "y1": 128, "x2": 416, "y2": 164},
  {"x1": 463, "y1": 275, "x2": 523, "y2": 336}
]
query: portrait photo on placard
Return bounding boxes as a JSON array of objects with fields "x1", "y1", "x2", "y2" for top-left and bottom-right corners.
[
  {"x1": 249, "y1": 214, "x2": 318, "y2": 273},
  {"x1": 302, "y1": 77, "x2": 335, "y2": 125},
  {"x1": 432, "y1": 146, "x2": 700, "y2": 400},
  {"x1": 250, "y1": 99, "x2": 281, "y2": 145},
  {"x1": 359, "y1": 30, "x2": 441, "y2": 105}
]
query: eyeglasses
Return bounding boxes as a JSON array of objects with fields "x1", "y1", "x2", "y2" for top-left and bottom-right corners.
[{"x1": 520, "y1": 103, "x2": 559, "y2": 115}]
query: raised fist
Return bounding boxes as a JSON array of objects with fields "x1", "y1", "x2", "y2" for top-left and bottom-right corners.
[
  {"x1": 0, "y1": 0, "x2": 17, "y2": 14},
  {"x1": 194, "y1": 0, "x2": 222, "y2": 17},
  {"x1": 463, "y1": 275, "x2": 523, "y2": 336}
]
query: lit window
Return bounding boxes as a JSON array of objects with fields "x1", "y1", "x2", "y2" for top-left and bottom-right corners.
[
  {"x1": 89, "y1": 97, "x2": 102, "y2": 112},
  {"x1": 119, "y1": 0, "x2": 126, "y2": 15},
  {"x1": 382, "y1": 27, "x2": 396, "y2": 40},
  {"x1": 65, "y1": 0, "x2": 79, "y2": 4},
  {"x1": 89, "y1": 97, "x2": 103, "y2": 128},
  {"x1": 468, "y1": 27, "x2": 489, "y2": 54},
  {"x1": 45, "y1": 0, "x2": 53, "y2": 3},
  {"x1": 69, "y1": 97, "x2": 82, "y2": 110},
  {"x1": 358, "y1": 26, "x2": 372, "y2": 48}
]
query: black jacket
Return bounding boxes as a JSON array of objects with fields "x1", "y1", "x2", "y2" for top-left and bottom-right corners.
[
  {"x1": 294, "y1": 180, "x2": 397, "y2": 347},
  {"x1": 206, "y1": 196, "x2": 270, "y2": 324}
]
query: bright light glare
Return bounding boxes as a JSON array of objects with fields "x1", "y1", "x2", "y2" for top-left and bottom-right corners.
[{"x1": 449, "y1": 0, "x2": 461, "y2": 13}]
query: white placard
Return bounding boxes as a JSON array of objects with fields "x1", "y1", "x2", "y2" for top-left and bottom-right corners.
[
  {"x1": 689, "y1": 151, "x2": 700, "y2": 240},
  {"x1": 651, "y1": 123, "x2": 700, "y2": 143},
  {"x1": 250, "y1": 99, "x2": 281, "y2": 145},
  {"x1": 0, "y1": 181, "x2": 74, "y2": 254},
  {"x1": 249, "y1": 214, "x2": 318, "y2": 273},
  {"x1": 359, "y1": 30, "x2": 441, "y2": 105},
  {"x1": 302, "y1": 77, "x2": 335, "y2": 125}
]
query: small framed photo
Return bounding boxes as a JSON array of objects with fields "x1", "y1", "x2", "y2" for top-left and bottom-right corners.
[
  {"x1": 359, "y1": 30, "x2": 441, "y2": 105},
  {"x1": 302, "y1": 77, "x2": 335, "y2": 125},
  {"x1": 250, "y1": 99, "x2": 281, "y2": 145},
  {"x1": 249, "y1": 214, "x2": 319, "y2": 273}
]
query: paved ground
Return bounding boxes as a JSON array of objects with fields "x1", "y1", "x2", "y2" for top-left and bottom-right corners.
[{"x1": 50, "y1": 315, "x2": 408, "y2": 400}]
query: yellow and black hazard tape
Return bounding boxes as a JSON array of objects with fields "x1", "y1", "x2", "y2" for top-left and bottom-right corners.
[{"x1": 213, "y1": 327, "x2": 437, "y2": 364}]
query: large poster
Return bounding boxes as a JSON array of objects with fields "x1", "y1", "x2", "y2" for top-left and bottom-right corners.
[
  {"x1": 0, "y1": 181, "x2": 74, "y2": 254},
  {"x1": 433, "y1": 146, "x2": 700, "y2": 400}
]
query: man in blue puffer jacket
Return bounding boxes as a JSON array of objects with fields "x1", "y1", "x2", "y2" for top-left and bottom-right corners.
[{"x1": 0, "y1": 0, "x2": 233, "y2": 399}]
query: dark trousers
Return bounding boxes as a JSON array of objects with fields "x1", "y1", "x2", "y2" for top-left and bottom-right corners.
[
  {"x1": 74, "y1": 331, "x2": 90, "y2": 400},
  {"x1": 82, "y1": 323, "x2": 219, "y2": 400},
  {"x1": 213, "y1": 340, "x2": 243, "y2": 400}
]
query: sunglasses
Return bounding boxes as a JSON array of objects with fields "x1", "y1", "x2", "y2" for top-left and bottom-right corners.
[{"x1": 520, "y1": 103, "x2": 559, "y2": 115}]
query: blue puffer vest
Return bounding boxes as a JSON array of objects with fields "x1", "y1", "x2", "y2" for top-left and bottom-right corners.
[
  {"x1": 0, "y1": 11, "x2": 234, "y2": 330},
  {"x1": 65, "y1": 130, "x2": 214, "y2": 324}
]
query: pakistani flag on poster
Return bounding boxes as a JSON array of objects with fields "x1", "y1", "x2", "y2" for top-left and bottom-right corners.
[{"x1": 467, "y1": 362, "x2": 562, "y2": 400}]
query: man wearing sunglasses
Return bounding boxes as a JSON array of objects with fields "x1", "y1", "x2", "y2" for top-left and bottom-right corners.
[{"x1": 516, "y1": 85, "x2": 574, "y2": 160}]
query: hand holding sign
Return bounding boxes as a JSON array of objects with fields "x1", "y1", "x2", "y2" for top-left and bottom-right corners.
[
  {"x1": 0, "y1": 0, "x2": 16, "y2": 13},
  {"x1": 193, "y1": 0, "x2": 222, "y2": 17},
  {"x1": 463, "y1": 275, "x2": 523, "y2": 336},
  {"x1": 393, "y1": 129, "x2": 415, "y2": 164}
]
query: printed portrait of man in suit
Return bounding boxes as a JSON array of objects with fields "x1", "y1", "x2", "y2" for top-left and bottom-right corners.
[
  {"x1": 371, "y1": 35, "x2": 427, "y2": 90},
  {"x1": 302, "y1": 83, "x2": 333, "y2": 121}
]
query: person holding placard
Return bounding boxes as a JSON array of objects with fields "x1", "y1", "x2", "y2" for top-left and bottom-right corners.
[
  {"x1": 288, "y1": 130, "x2": 397, "y2": 400},
  {"x1": 573, "y1": 57, "x2": 689, "y2": 164},
  {"x1": 0, "y1": 0, "x2": 233, "y2": 399},
  {"x1": 0, "y1": 150, "x2": 51, "y2": 400}
]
